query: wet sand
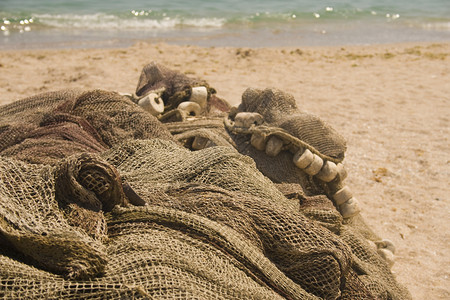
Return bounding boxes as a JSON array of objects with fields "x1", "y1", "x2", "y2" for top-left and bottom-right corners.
[{"x1": 0, "y1": 42, "x2": 449, "y2": 299}]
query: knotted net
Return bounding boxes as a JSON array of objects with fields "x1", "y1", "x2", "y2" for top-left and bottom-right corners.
[{"x1": 0, "y1": 64, "x2": 410, "y2": 299}]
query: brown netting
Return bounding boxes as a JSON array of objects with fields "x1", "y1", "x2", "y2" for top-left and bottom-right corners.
[
  {"x1": 57, "y1": 89, "x2": 174, "y2": 147},
  {"x1": 237, "y1": 88, "x2": 347, "y2": 162},
  {"x1": 164, "y1": 88, "x2": 346, "y2": 195},
  {"x1": 224, "y1": 88, "x2": 347, "y2": 193},
  {"x1": 101, "y1": 139, "x2": 409, "y2": 299},
  {"x1": 0, "y1": 63, "x2": 411, "y2": 299},
  {"x1": 54, "y1": 152, "x2": 128, "y2": 241},
  {"x1": 0, "y1": 89, "x2": 174, "y2": 164},
  {"x1": 0, "y1": 89, "x2": 84, "y2": 159},
  {"x1": 1, "y1": 113, "x2": 107, "y2": 165},
  {"x1": 0, "y1": 157, "x2": 107, "y2": 281},
  {"x1": 135, "y1": 61, "x2": 228, "y2": 113},
  {"x1": 0, "y1": 89, "x2": 84, "y2": 122}
]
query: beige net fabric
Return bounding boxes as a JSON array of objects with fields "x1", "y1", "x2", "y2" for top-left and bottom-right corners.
[
  {"x1": 226, "y1": 88, "x2": 347, "y2": 193},
  {"x1": 58, "y1": 89, "x2": 174, "y2": 148},
  {"x1": 0, "y1": 139, "x2": 355, "y2": 299},
  {"x1": 237, "y1": 88, "x2": 347, "y2": 162},
  {"x1": 0, "y1": 157, "x2": 107, "y2": 281},
  {"x1": 135, "y1": 61, "x2": 228, "y2": 113},
  {"x1": 101, "y1": 139, "x2": 360, "y2": 299},
  {"x1": 0, "y1": 89, "x2": 173, "y2": 164},
  {"x1": 0, "y1": 64, "x2": 411, "y2": 299},
  {"x1": 0, "y1": 139, "x2": 410, "y2": 299},
  {"x1": 0, "y1": 90, "x2": 84, "y2": 162},
  {"x1": 167, "y1": 117, "x2": 236, "y2": 149},
  {"x1": 164, "y1": 88, "x2": 347, "y2": 195}
]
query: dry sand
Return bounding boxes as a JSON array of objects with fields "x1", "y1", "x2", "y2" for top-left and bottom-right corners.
[{"x1": 0, "y1": 42, "x2": 449, "y2": 299}]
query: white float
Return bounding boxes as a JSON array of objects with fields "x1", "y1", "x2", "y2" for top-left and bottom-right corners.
[
  {"x1": 303, "y1": 154, "x2": 324, "y2": 176},
  {"x1": 333, "y1": 186, "x2": 353, "y2": 205},
  {"x1": 138, "y1": 93, "x2": 164, "y2": 116},
  {"x1": 178, "y1": 101, "x2": 202, "y2": 117},
  {"x1": 336, "y1": 163, "x2": 348, "y2": 181},
  {"x1": 190, "y1": 86, "x2": 208, "y2": 109},
  {"x1": 339, "y1": 197, "x2": 360, "y2": 218},
  {"x1": 316, "y1": 161, "x2": 338, "y2": 182},
  {"x1": 293, "y1": 149, "x2": 313, "y2": 169},
  {"x1": 234, "y1": 112, "x2": 264, "y2": 128},
  {"x1": 377, "y1": 248, "x2": 395, "y2": 268},
  {"x1": 376, "y1": 239, "x2": 396, "y2": 254},
  {"x1": 265, "y1": 136, "x2": 284, "y2": 157},
  {"x1": 250, "y1": 133, "x2": 266, "y2": 151}
]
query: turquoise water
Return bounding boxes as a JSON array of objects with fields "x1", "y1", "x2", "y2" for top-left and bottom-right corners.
[{"x1": 1, "y1": 0, "x2": 449, "y2": 49}]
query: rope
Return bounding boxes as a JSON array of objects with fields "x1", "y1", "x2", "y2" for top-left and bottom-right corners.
[{"x1": 223, "y1": 117, "x2": 342, "y2": 164}]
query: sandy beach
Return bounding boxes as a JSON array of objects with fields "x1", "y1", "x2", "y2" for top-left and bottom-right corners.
[{"x1": 0, "y1": 42, "x2": 449, "y2": 299}]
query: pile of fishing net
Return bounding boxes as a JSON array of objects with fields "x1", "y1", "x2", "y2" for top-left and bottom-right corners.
[{"x1": 0, "y1": 62, "x2": 411, "y2": 299}]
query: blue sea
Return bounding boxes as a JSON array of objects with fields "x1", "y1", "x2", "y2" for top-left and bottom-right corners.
[{"x1": 1, "y1": 0, "x2": 449, "y2": 49}]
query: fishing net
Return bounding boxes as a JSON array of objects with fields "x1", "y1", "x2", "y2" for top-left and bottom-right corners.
[
  {"x1": 0, "y1": 63, "x2": 411, "y2": 299},
  {"x1": 0, "y1": 89, "x2": 173, "y2": 165},
  {"x1": 135, "y1": 61, "x2": 229, "y2": 114}
]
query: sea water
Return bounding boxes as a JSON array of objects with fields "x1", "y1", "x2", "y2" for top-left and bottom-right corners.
[{"x1": 0, "y1": 0, "x2": 449, "y2": 49}]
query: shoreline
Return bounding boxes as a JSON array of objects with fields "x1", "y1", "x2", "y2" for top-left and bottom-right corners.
[
  {"x1": 1, "y1": 42, "x2": 449, "y2": 299},
  {"x1": 1, "y1": 20, "x2": 449, "y2": 50}
]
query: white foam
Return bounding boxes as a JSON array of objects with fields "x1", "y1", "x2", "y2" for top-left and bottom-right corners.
[
  {"x1": 32, "y1": 13, "x2": 225, "y2": 30},
  {"x1": 422, "y1": 22, "x2": 450, "y2": 30},
  {"x1": 182, "y1": 17, "x2": 225, "y2": 28}
]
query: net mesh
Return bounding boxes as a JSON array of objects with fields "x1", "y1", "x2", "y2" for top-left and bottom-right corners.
[
  {"x1": 238, "y1": 87, "x2": 347, "y2": 162},
  {"x1": 135, "y1": 61, "x2": 228, "y2": 113},
  {"x1": 0, "y1": 89, "x2": 173, "y2": 165},
  {"x1": 0, "y1": 64, "x2": 411, "y2": 299}
]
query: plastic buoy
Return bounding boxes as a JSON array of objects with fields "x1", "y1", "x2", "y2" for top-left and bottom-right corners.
[
  {"x1": 178, "y1": 101, "x2": 202, "y2": 117},
  {"x1": 376, "y1": 239, "x2": 396, "y2": 254},
  {"x1": 234, "y1": 112, "x2": 264, "y2": 128},
  {"x1": 293, "y1": 149, "x2": 313, "y2": 169},
  {"x1": 138, "y1": 93, "x2": 164, "y2": 116},
  {"x1": 250, "y1": 133, "x2": 266, "y2": 151},
  {"x1": 336, "y1": 163, "x2": 348, "y2": 181},
  {"x1": 377, "y1": 248, "x2": 395, "y2": 268},
  {"x1": 265, "y1": 136, "x2": 284, "y2": 157},
  {"x1": 333, "y1": 186, "x2": 353, "y2": 205},
  {"x1": 190, "y1": 86, "x2": 208, "y2": 109},
  {"x1": 192, "y1": 136, "x2": 209, "y2": 150},
  {"x1": 316, "y1": 161, "x2": 338, "y2": 182},
  {"x1": 339, "y1": 197, "x2": 360, "y2": 218},
  {"x1": 303, "y1": 154, "x2": 324, "y2": 176}
]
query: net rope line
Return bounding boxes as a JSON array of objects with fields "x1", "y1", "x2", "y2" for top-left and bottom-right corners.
[
  {"x1": 0, "y1": 62, "x2": 412, "y2": 299},
  {"x1": 224, "y1": 116, "x2": 342, "y2": 164},
  {"x1": 108, "y1": 205, "x2": 319, "y2": 300}
]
